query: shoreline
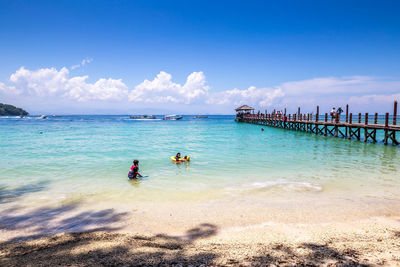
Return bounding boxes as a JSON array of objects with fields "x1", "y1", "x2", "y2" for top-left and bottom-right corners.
[{"x1": 1, "y1": 216, "x2": 400, "y2": 266}]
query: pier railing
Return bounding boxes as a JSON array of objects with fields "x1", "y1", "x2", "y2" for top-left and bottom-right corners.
[{"x1": 235, "y1": 101, "x2": 399, "y2": 145}]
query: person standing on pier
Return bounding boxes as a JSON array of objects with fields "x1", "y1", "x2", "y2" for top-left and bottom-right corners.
[
  {"x1": 336, "y1": 107, "x2": 344, "y2": 122},
  {"x1": 330, "y1": 107, "x2": 336, "y2": 122}
]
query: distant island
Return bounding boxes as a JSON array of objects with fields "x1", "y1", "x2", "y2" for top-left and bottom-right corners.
[{"x1": 0, "y1": 103, "x2": 29, "y2": 116}]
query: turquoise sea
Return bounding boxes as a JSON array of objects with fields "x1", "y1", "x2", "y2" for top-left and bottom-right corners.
[{"x1": 1, "y1": 115, "x2": 400, "y2": 239}]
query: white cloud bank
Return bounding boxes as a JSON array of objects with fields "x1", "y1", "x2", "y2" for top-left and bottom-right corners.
[
  {"x1": 0, "y1": 65, "x2": 399, "y2": 114},
  {"x1": 4, "y1": 66, "x2": 128, "y2": 101},
  {"x1": 129, "y1": 71, "x2": 209, "y2": 104}
]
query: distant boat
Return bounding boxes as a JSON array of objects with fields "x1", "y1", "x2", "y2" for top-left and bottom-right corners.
[
  {"x1": 39, "y1": 115, "x2": 47, "y2": 119},
  {"x1": 141, "y1": 115, "x2": 156, "y2": 119},
  {"x1": 163, "y1": 115, "x2": 183, "y2": 120},
  {"x1": 130, "y1": 115, "x2": 157, "y2": 120},
  {"x1": 194, "y1": 115, "x2": 208, "y2": 118}
]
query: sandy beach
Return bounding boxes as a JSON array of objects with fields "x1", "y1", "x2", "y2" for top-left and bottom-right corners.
[{"x1": 1, "y1": 214, "x2": 400, "y2": 266}]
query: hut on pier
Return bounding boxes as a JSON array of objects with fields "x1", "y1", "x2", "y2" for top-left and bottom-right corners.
[{"x1": 235, "y1": 105, "x2": 254, "y2": 121}]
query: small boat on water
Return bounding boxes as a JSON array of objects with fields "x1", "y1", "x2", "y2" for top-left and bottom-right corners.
[
  {"x1": 163, "y1": 115, "x2": 183, "y2": 120},
  {"x1": 130, "y1": 115, "x2": 157, "y2": 120},
  {"x1": 39, "y1": 115, "x2": 47, "y2": 119},
  {"x1": 194, "y1": 115, "x2": 208, "y2": 118}
]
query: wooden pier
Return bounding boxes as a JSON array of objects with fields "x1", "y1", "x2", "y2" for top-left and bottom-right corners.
[{"x1": 235, "y1": 101, "x2": 400, "y2": 145}]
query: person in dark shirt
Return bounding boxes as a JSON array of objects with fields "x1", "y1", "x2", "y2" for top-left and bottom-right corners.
[{"x1": 128, "y1": 159, "x2": 142, "y2": 179}]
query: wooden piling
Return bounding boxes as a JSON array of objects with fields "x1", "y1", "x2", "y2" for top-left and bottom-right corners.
[
  {"x1": 364, "y1": 113, "x2": 369, "y2": 142},
  {"x1": 348, "y1": 113, "x2": 353, "y2": 140},
  {"x1": 345, "y1": 104, "x2": 349, "y2": 137},
  {"x1": 393, "y1": 101, "x2": 398, "y2": 141},
  {"x1": 384, "y1": 113, "x2": 389, "y2": 145}
]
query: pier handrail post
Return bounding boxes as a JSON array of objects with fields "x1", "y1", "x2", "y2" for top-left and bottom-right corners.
[
  {"x1": 385, "y1": 113, "x2": 389, "y2": 127},
  {"x1": 345, "y1": 104, "x2": 349, "y2": 123},
  {"x1": 316, "y1": 106, "x2": 319, "y2": 122},
  {"x1": 365, "y1": 113, "x2": 368, "y2": 125},
  {"x1": 325, "y1": 113, "x2": 327, "y2": 122},
  {"x1": 374, "y1": 113, "x2": 378, "y2": 124},
  {"x1": 284, "y1": 108, "x2": 286, "y2": 116},
  {"x1": 349, "y1": 113, "x2": 352, "y2": 124},
  {"x1": 358, "y1": 113, "x2": 361, "y2": 124}
]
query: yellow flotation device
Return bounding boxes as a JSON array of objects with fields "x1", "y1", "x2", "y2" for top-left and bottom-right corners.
[{"x1": 171, "y1": 156, "x2": 190, "y2": 163}]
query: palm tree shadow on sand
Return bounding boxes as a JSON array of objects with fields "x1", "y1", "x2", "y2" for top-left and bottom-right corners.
[
  {"x1": 0, "y1": 180, "x2": 50, "y2": 204},
  {"x1": 0, "y1": 203, "x2": 129, "y2": 242},
  {"x1": 0, "y1": 214, "x2": 394, "y2": 266}
]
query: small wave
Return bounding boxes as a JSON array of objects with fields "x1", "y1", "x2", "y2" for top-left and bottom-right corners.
[
  {"x1": 0, "y1": 116, "x2": 23, "y2": 119},
  {"x1": 227, "y1": 180, "x2": 322, "y2": 194}
]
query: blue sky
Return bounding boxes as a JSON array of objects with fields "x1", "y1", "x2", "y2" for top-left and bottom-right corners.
[{"x1": 0, "y1": 0, "x2": 400, "y2": 114}]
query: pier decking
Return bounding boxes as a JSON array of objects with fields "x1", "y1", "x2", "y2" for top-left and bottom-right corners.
[{"x1": 235, "y1": 101, "x2": 400, "y2": 145}]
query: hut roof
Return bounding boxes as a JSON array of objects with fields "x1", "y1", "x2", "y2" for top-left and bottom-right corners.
[{"x1": 235, "y1": 105, "x2": 254, "y2": 111}]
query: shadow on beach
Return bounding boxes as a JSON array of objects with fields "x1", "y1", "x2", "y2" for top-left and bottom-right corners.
[
  {"x1": 0, "y1": 203, "x2": 128, "y2": 242},
  {"x1": 0, "y1": 223, "x2": 218, "y2": 266},
  {"x1": 0, "y1": 220, "x2": 394, "y2": 266},
  {"x1": 0, "y1": 180, "x2": 50, "y2": 204}
]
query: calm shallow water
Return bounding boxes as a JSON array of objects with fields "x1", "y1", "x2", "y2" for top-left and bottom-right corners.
[{"x1": 1, "y1": 115, "x2": 400, "y2": 235}]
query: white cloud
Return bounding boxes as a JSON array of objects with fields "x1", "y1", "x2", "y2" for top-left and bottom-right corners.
[
  {"x1": 129, "y1": 71, "x2": 209, "y2": 104},
  {"x1": 9, "y1": 67, "x2": 69, "y2": 96},
  {"x1": 2, "y1": 66, "x2": 128, "y2": 101},
  {"x1": 349, "y1": 93, "x2": 400, "y2": 105},
  {"x1": 208, "y1": 86, "x2": 284, "y2": 107},
  {"x1": 71, "y1": 58, "x2": 93, "y2": 70},
  {"x1": 275, "y1": 76, "x2": 400, "y2": 112},
  {"x1": 279, "y1": 76, "x2": 400, "y2": 96},
  {"x1": 65, "y1": 77, "x2": 128, "y2": 101}
]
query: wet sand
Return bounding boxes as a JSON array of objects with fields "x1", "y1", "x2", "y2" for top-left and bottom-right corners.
[{"x1": 1, "y1": 216, "x2": 400, "y2": 266}]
